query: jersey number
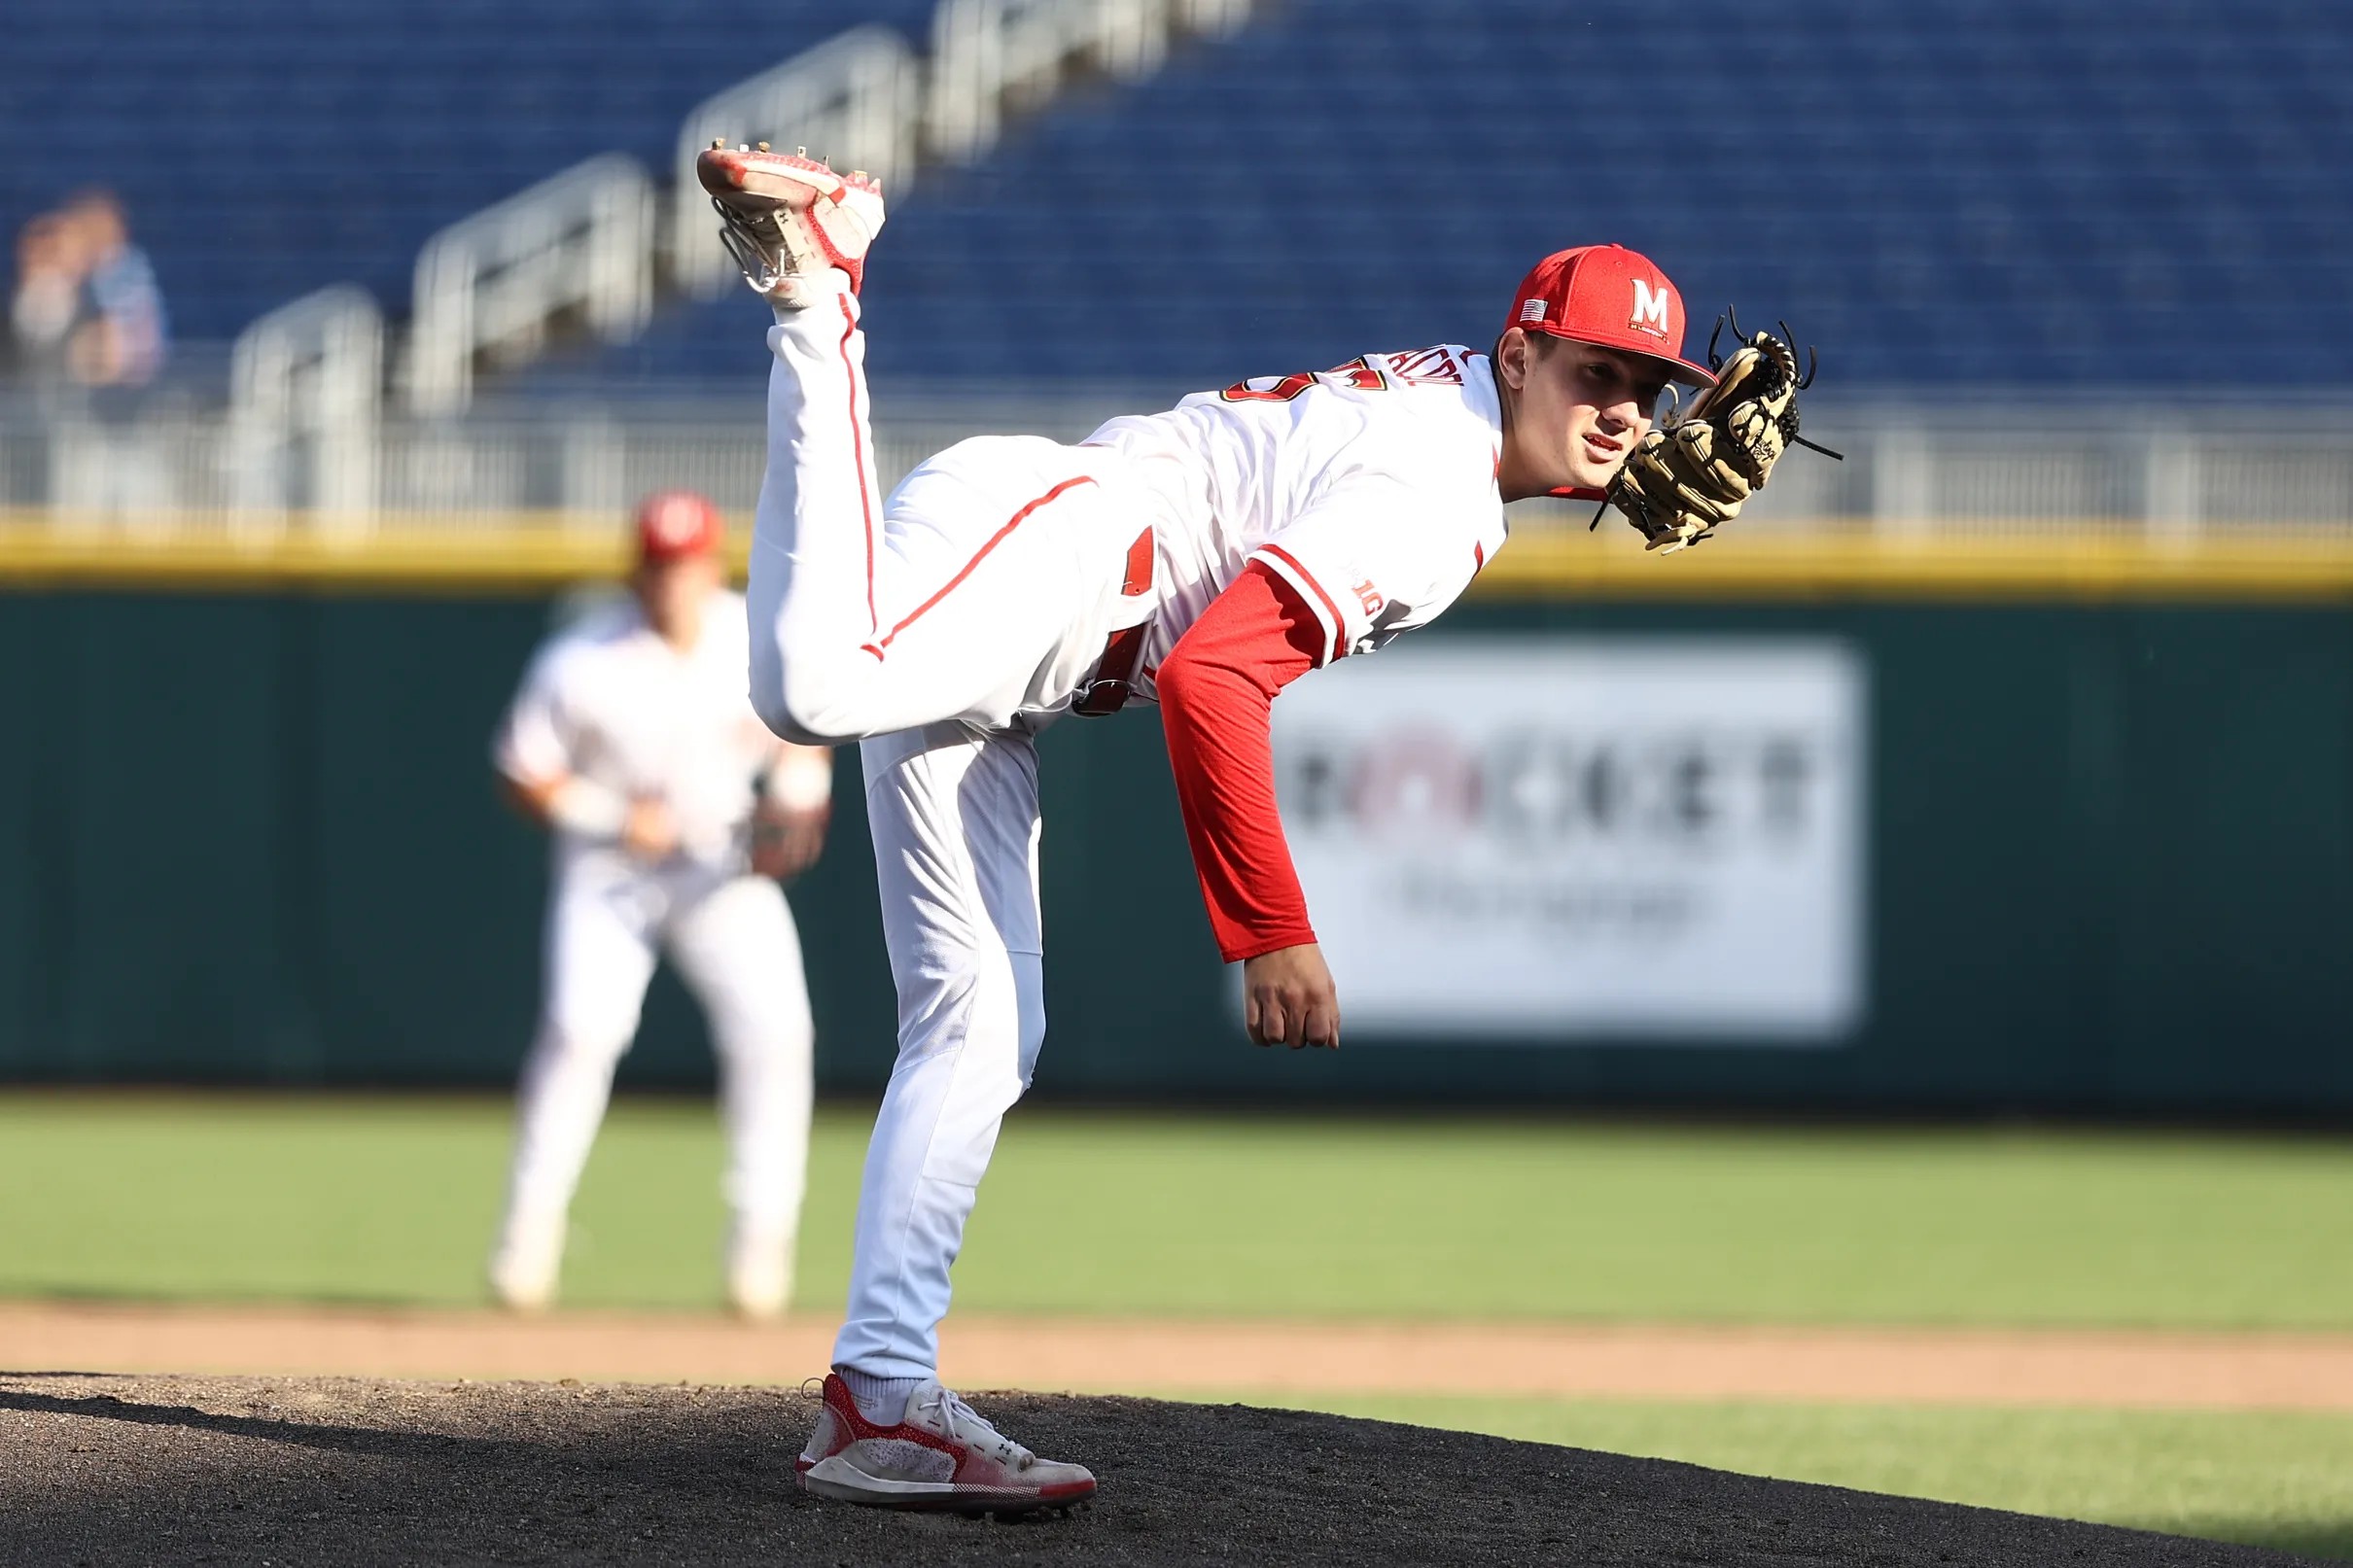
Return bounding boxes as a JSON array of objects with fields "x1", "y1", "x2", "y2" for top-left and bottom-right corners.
[{"x1": 1218, "y1": 356, "x2": 1387, "y2": 402}]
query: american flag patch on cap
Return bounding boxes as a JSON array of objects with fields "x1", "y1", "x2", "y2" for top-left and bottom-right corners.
[{"x1": 1519, "y1": 298, "x2": 1547, "y2": 323}]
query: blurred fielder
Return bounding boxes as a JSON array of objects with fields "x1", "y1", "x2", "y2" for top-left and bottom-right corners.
[
  {"x1": 487, "y1": 491, "x2": 834, "y2": 1320},
  {"x1": 695, "y1": 141, "x2": 1809, "y2": 1512}
]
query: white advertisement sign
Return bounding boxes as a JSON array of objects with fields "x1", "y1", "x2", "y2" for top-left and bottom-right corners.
[{"x1": 1270, "y1": 639, "x2": 1867, "y2": 1043}]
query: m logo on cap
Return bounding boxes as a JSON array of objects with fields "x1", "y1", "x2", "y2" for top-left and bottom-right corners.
[
  {"x1": 1501, "y1": 246, "x2": 1716, "y2": 388},
  {"x1": 1631, "y1": 279, "x2": 1671, "y2": 336}
]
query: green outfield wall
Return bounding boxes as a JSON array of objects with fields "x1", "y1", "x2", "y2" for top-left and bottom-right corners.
[{"x1": 3, "y1": 547, "x2": 2349, "y2": 1112}]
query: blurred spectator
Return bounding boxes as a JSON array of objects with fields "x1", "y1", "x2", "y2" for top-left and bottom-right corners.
[
  {"x1": 10, "y1": 192, "x2": 169, "y2": 389},
  {"x1": 61, "y1": 191, "x2": 168, "y2": 389},
  {"x1": 8, "y1": 211, "x2": 86, "y2": 380}
]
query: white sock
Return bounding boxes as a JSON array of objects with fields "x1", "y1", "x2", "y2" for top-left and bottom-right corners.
[{"x1": 837, "y1": 1367, "x2": 923, "y2": 1425}]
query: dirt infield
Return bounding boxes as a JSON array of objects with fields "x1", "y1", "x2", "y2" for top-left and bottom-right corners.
[
  {"x1": 8, "y1": 1300, "x2": 2353, "y2": 1411},
  {"x1": 0, "y1": 1373, "x2": 2322, "y2": 1567}
]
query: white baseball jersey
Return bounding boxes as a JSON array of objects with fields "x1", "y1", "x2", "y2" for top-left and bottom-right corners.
[
  {"x1": 491, "y1": 581, "x2": 820, "y2": 1295},
  {"x1": 1084, "y1": 344, "x2": 1508, "y2": 698},
  {"x1": 495, "y1": 589, "x2": 781, "y2": 866},
  {"x1": 753, "y1": 284, "x2": 1514, "y2": 1383}
]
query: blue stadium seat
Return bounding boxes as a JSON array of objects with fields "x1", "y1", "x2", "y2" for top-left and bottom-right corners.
[
  {"x1": 0, "y1": 0, "x2": 936, "y2": 340},
  {"x1": 3, "y1": 0, "x2": 2346, "y2": 389}
]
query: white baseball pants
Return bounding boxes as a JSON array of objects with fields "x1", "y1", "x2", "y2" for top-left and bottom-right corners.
[
  {"x1": 749, "y1": 275, "x2": 1130, "y2": 1380},
  {"x1": 746, "y1": 277, "x2": 1142, "y2": 747},
  {"x1": 499, "y1": 849, "x2": 816, "y2": 1246}
]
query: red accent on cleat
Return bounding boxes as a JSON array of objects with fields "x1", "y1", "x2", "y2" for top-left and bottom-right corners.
[
  {"x1": 695, "y1": 147, "x2": 885, "y2": 299},
  {"x1": 795, "y1": 1373, "x2": 1097, "y2": 1515}
]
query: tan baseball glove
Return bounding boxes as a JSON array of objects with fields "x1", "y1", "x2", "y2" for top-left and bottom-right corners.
[
  {"x1": 1602, "y1": 316, "x2": 1837, "y2": 553},
  {"x1": 750, "y1": 799, "x2": 828, "y2": 882}
]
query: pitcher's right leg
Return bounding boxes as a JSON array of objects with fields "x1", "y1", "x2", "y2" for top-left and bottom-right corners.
[
  {"x1": 700, "y1": 146, "x2": 900, "y2": 745},
  {"x1": 715, "y1": 149, "x2": 1113, "y2": 748},
  {"x1": 745, "y1": 275, "x2": 891, "y2": 746}
]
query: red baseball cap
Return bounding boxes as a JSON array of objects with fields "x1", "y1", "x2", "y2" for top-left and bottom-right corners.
[
  {"x1": 634, "y1": 490, "x2": 724, "y2": 562},
  {"x1": 1504, "y1": 245, "x2": 1716, "y2": 387}
]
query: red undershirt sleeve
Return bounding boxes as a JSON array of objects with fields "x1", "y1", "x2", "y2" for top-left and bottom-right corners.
[{"x1": 1156, "y1": 561, "x2": 1333, "y2": 963}]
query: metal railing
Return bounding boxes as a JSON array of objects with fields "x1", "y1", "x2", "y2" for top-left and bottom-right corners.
[
  {"x1": 404, "y1": 155, "x2": 657, "y2": 417},
  {"x1": 928, "y1": 0, "x2": 1249, "y2": 160},
  {"x1": 7, "y1": 389, "x2": 2351, "y2": 538},
  {"x1": 228, "y1": 0, "x2": 1258, "y2": 468},
  {"x1": 226, "y1": 285, "x2": 384, "y2": 522}
]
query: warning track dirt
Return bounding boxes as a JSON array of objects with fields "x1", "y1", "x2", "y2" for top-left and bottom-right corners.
[{"x1": 7, "y1": 1301, "x2": 2353, "y2": 1412}]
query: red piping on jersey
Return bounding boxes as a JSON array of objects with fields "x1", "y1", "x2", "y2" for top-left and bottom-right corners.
[
  {"x1": 861, "y1": 475, "x2": 1099, "y2": 656},
  {"x1": 1256, "y1": 543, "x2": 1348, "y2": 664},
  {"x1": 1120, "y1": 527, "x2": 1154, "y2": 596},
  {"x1": 837, "y1": 295, "x2": 877, "y2": 639}
]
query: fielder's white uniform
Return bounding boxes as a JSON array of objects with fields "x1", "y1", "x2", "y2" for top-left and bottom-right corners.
[
  {"x1": 493, "y1": 589, "x2": 825, "y2": 1281},
  {"x1": 752, "y1": 274, "x2": 1502, "y2": 1382}
]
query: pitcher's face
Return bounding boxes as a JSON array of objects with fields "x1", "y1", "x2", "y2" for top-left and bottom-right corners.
[{"x1": 1502, "y1": 331, "x2": 1669, "y2": 495}]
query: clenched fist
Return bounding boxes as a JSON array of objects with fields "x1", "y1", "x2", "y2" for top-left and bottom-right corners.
[
  {"x1": 621, "y1": 797, "x2": 681, "y2": 862},
  {"x1": 1242, "y1": 942, "x2": 1341, "y2": 1050}
]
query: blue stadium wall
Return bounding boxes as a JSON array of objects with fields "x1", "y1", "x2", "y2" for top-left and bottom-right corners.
[{"x1": 3, "y1": 574, "x2": 2349, "y2": 1115}]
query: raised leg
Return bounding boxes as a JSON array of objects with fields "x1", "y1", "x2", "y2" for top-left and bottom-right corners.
[
  {"x1": 745, "y1": 278, "x2": 889, "y2": 745},
  {"x1": 746, "y1": 280, "x2": 1134, "y2": 745}
]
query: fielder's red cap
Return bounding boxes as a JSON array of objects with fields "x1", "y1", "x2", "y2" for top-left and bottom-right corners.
[
  {"x1": 634, "y1": 490, "x2": 724, "y2": 562},
  {"x1": 1505, "y1": 245, "x2": 1716, "y2": 387}
]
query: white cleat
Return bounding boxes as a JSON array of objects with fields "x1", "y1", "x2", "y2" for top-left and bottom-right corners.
[
  {"x1": 486, "y1": 1212, "x2": 565, "y2": 1314},
  {"x1": 797, "y1": 1374, "x2": 1097, "y2": 1515},
  {"x1": 723, "y1": 1220, "x2": 795, "y2": 1322},
  {"x1": 696, "y1": 142, "x2": 886, "y2": 310}
]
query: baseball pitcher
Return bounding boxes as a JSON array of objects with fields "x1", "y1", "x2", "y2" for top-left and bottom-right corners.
[
  {"x1": 487, "y1": 491, "x2": 834, "y2": 1320},
  {"x1": 696, "y1": 142, "x2": 1811, "y2": 1512}
]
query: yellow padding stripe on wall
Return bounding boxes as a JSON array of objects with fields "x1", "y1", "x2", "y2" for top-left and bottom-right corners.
[
  {"x1": 1481, "y1": 529, "x2": 2353, "y2": 602},
  {"x1": 0, "y1": 515, "x2": 752, "y2": 594},
  {"x1": 4, "y1": 512, "x2": 2353, "y2": 602}
]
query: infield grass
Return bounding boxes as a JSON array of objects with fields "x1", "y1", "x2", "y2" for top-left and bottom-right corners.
[
  {"x1": 1, "y1": 1091, "x2": 2349, "y2": 1328},
  {"x1": 7, "y1": 1092, "x2": 2353, "y2": 1556},
  {"x1": 1294, "y1": 1395, "x2": 2353, "y2": 1561}
]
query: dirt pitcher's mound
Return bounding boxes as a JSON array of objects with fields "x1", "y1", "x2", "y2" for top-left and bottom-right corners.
[{"x1": 0, "y1": 1375, "x2": 2319, "y2": 1568}]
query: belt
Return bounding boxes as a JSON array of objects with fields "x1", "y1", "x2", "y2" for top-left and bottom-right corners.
[{"x1": 1073, "y1": 527, "x2": 1156, "y2": 717}]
